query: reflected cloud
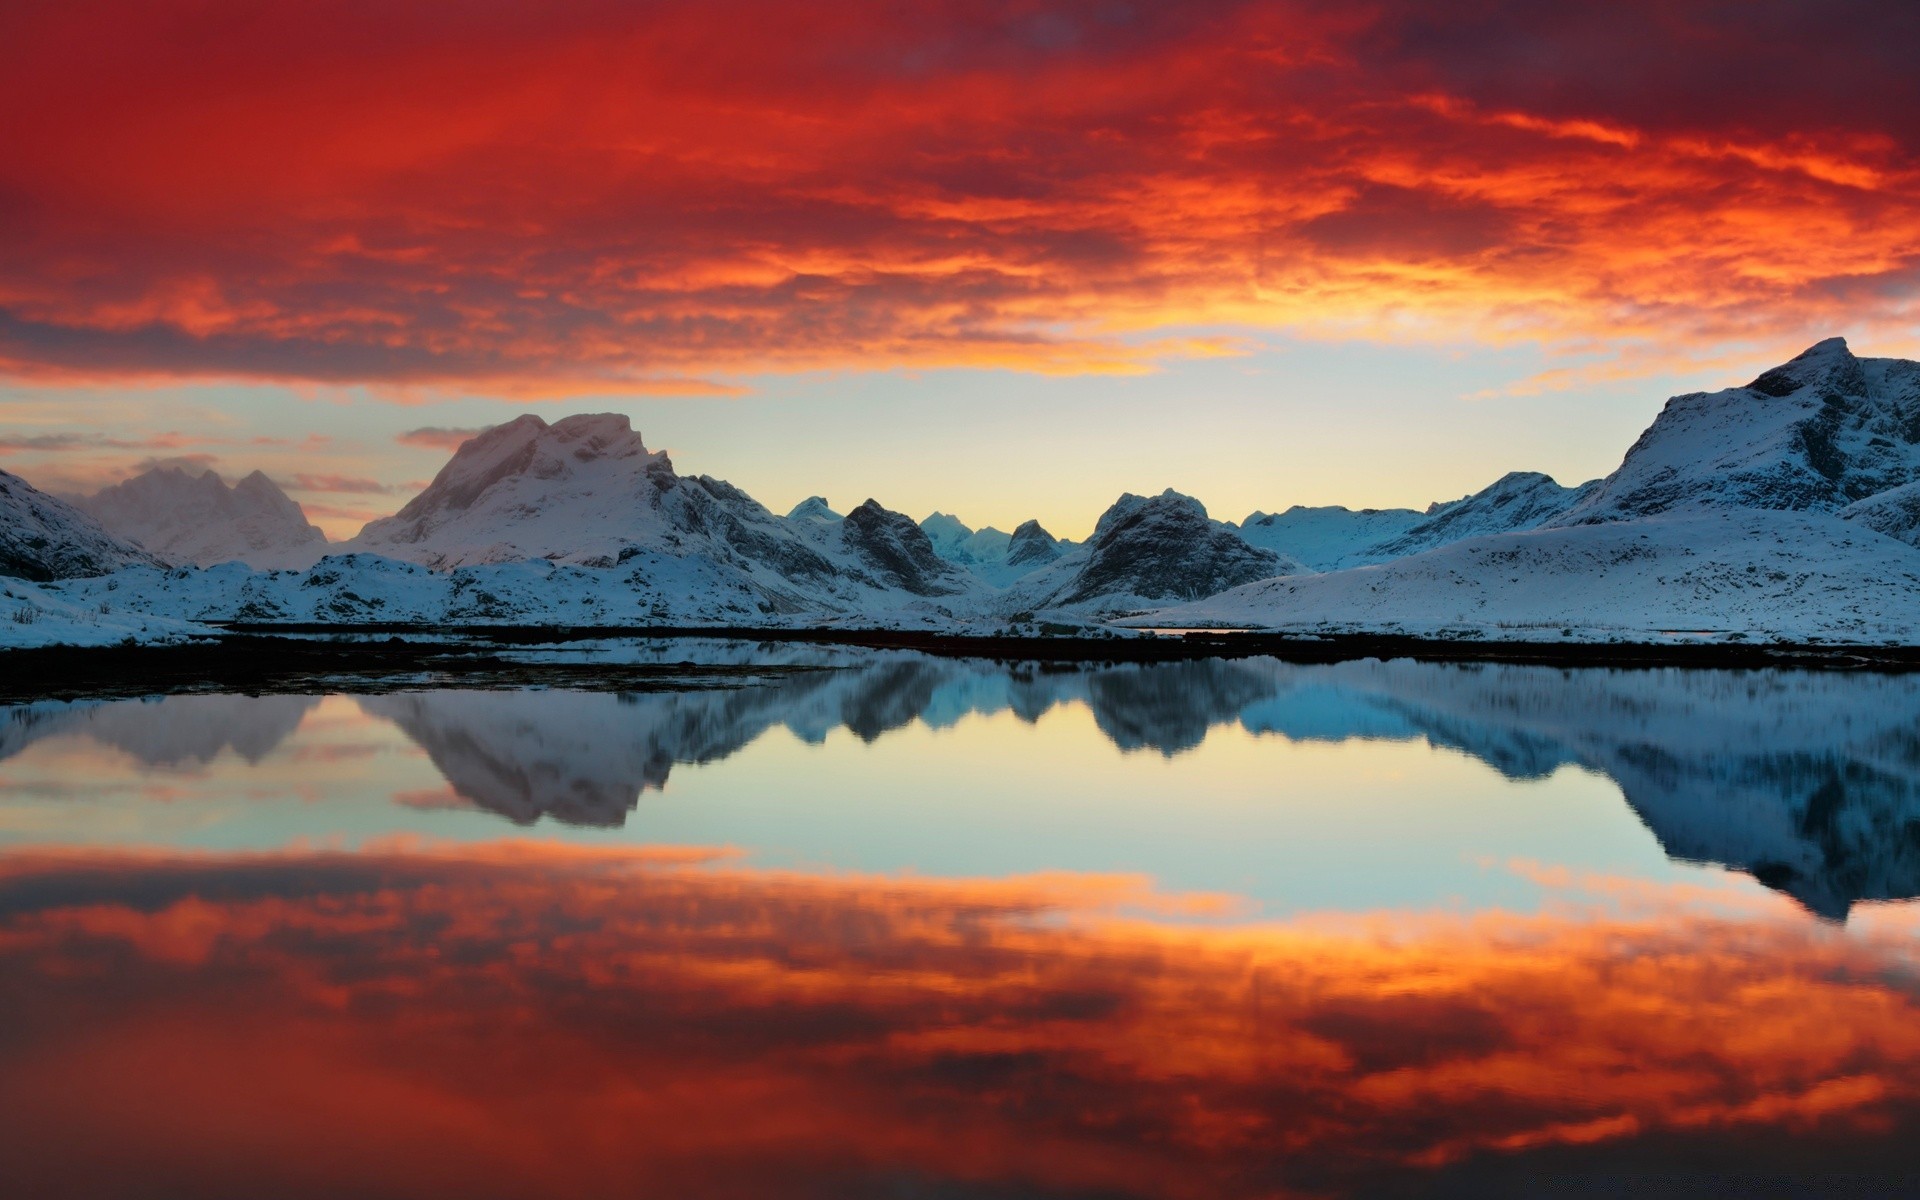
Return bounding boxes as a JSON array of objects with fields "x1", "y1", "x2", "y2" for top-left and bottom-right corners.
[
  {"x1": 0, "y1": 843, "x2": 1917, "y2": 1197},
  {"x1": 3, "y1": 654, "x2": 1918, "y2": 918}
]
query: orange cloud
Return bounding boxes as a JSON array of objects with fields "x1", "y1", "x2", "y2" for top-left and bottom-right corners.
[
  {"x1": 1, "y1": 2, "x2": 1919, "y2": 393},
  {"x1": 1, "y1": 842, "x2": 1917, "y2": 1196}
]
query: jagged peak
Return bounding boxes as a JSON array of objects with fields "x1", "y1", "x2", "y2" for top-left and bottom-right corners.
[{"x1": 1746, "y1": 336, "x2": 1863, "y2": 397}]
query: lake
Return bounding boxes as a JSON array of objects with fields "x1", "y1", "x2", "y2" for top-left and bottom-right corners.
[{"x1": 3, "y1": 644, "x2": 1918, "y2": 1197}]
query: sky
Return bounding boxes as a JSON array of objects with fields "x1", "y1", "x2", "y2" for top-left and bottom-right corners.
[{"x1": 4, "y1": 1, "x2": 1920, "y2": 539}]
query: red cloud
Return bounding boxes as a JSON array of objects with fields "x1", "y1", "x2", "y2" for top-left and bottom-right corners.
[
  {"x1": 2, "y1": 1, "x2": 1919, "y2": 394},
  {"x1": 1, "y1": 843, "x2": 1918, "y2": 1196}
]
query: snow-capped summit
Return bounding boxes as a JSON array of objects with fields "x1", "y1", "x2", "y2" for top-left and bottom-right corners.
[
  {"x1": 0, "y1": 469, "x2": 160, "y2": 581},
  {"x1": 80, "y1": 466, "x2": 326, "y2": 569},
  {"x1": 787, "y1": 496, "x2": 842, "y2": 523},
  {"x1": 335, "y1": 412, "x2": 985, "y2": 617},
  {"x1": 350, "y1": 413, "x2": 668, "y2": 565},
  {"x1": 1559, "y1": 337, "x2": 1920, "y2": 524},
  {"x1": 1007, "y1": 489, "x2": 1298, "y2": 613},
  {"x1": 920, "y1": 513, "x2": 1013, "y2": 566}
]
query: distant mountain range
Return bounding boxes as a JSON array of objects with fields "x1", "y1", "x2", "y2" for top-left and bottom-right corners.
[
  {"x1": 4, "y1": 337, "x2": 1920, "y2": 644},
  {"x1": 77, "y1": 466, "x2": 326, "y2": 570}
]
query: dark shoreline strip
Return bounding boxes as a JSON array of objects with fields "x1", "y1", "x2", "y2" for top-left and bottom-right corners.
[{"x1": 2, "y1": 624, "x2": 1916, "y2": 704}]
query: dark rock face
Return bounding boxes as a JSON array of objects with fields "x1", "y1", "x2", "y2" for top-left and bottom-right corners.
[
  {"x1": 841, "y1": 499, "x2": 970, "y2": 596},
  {"x1": 1005, "y1": 519, "x2": 1062, "y2": 568},
  {"x1": 1065, "y1": 490, "x2": 1282, "y2": 604},
  {"x1": 1562, "y1": 337, "x2": 1920, "y2": 524},
  {"x1": 0, "y1": 470, "x2": 160, "y2": 581},
  {"x1": 671, "y1": 477, "x2": 839, "y2": 583}
]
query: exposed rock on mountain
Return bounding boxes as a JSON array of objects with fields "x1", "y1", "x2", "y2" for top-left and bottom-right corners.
[
  {"x1": 1004, "y1": 520, "x2": 1063, "y2": 569},
  {"x1": 1559, "y1": 337, "x2": 1920, "y2": 524},
  {"x1": 80, "y1": 466, "x2": 327, "y2": 569},
  {"x1": 0, "y1": 469, "x2": 161, "y2": 582},
  {"x1": 1235, "y1": 505, "x2": 1424, "y2": 571},
  {"x1": 1009, "y1": 489, "x2": 1298, "y2": 613},
  {"x1": 840, "y1": 501, "x2": 975, "y2": 597}
]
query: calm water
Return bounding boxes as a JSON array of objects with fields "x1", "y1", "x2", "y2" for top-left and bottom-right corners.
[{"x1": 3, "y1": 645, "x2": 1918, "y2": 1197}]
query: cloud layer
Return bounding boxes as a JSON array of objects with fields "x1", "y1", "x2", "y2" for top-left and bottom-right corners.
[{"x1": 4, "y1": 1, "x2": 1919, "y2": 394}]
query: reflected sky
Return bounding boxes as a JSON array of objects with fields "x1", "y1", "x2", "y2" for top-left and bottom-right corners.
[{"x1": 3, "y1": 651, "x2": 1919, "y2": 1193}]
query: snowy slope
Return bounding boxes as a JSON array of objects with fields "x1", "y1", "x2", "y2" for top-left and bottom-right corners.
[
  {"x1": 1841, "y1": 479, "x2": 1920, "y2": 547},
  {"x1": 0, "y1": 576, "x2": 208, "y2": 649},
  {"x1": 1234, "y1": 505, "x2": 1424, "y2": 571},
  {"x1": 0, "y1": 469, "x2": 162, "y2": 582},
  {"x1": 80, "y1": 466, "x2": 327, "y2": 569},
  {"x1": 1134, "y1": 509, "x2": 1920, "y2": 643},
  {"x1": 1356, "y1": 472, "x2": 1599, "y2": 564},
  {"x1": 1558, "y1": 337, "x2": 1920, "y2": 523}
]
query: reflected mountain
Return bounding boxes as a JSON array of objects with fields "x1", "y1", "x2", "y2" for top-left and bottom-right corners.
[
  {"x1": 3, "y1": 651, "x2": 1917, "y2": 918},
  {"x1": 0, "y1": 694, "x2": 320, "y2": 768}
]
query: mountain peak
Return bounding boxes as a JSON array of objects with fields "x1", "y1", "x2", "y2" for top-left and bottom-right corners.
[
  {"x1": 788, "y1": 496, "x2": 841, "y2": 522},
  {"x1": 1746, "y1": 336, "x2": 1862, "y2": 398}
]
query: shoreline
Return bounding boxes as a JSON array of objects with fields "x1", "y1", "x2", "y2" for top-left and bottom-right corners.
[{"x1": 3, "y1": 624, "x2": 1918, "y2": 703}]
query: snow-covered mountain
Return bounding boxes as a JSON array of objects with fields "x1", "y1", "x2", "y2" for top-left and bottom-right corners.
[
  {"x1": 1841, "y1": 479, "x2": 1920, "y2": 547},
  {"x1": 343, "y1": 413, "x2": 983, "y2": 615},
  {"x1": 11, "y1": 337, "x2": 1920, "y2": 646},
  {"x1": 1558, "y1": 336, "x2": 1920, "y2": 524},
  {"x1": 1234, "y1": 505, "x2": 1424, "y2": 572},
  {"x1": 787, "y1": 496, "x2": 842, "y2": 524},
  {"x1": 920, "y1": 513, "x2": 1010, "y2": 564},
  {"x1": 1138, "y1": 508, "x2": 1920, "y2": 643},
  {"x1": 0, "y1": 469, "x2": 161, "y2": 582},
  {"x1": 1006, "y1": 490, "x2": 1301, "y2": 615},
  {"x1": 920, "y1": 512, "x2": 1072, "y2": 586},
  {"x1": 1356, "y1": 471, "x2": 1599, "y2": 564},
  {"x1": 1132, "y1": 340, "x2": 1920, "y2": 641},
  {"x1": 79, "y1": 466, "x2": 327, "y2": 569}
]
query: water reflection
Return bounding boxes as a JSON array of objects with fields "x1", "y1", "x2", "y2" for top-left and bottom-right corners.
[
  {"x1": 6, "y1": 653, "x2": 1916, "y2": 920},
  {"x1": 1, "y1": 843, "x2": 1916, "y2": 1197}
]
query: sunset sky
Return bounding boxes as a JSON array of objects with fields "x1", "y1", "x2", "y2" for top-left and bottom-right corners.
[{"x1": 5, "y1": 1, "x2": 1919, "y2": 538}]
